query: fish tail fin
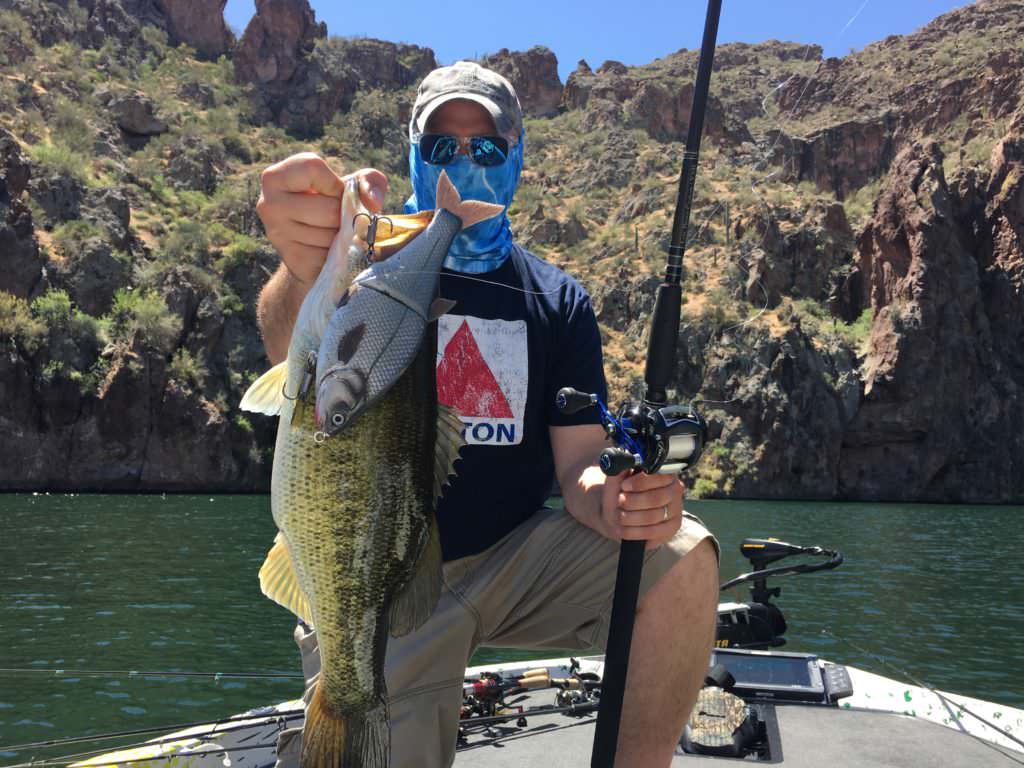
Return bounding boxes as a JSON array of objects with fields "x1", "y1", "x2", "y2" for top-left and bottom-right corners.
[
  {"x1": 301, "y1": 685, "x2": 389, "y2": 768},
  {"x1": 434, "y1": 170, "x2": 505, "y2": 230}
]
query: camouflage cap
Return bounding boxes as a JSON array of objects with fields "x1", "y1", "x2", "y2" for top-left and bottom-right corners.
[{"x1": 411, "y1": 61, "x2": 523, "y2": 143}]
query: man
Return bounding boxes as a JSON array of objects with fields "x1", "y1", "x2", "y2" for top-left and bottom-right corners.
[{"x1": 256, "y1": 61, "x2": 719, "y2": 767}]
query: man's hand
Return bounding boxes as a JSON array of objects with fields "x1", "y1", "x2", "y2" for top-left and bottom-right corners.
[
  {"x1": 552, "y1": 424, "x2": 686, "y2": 550},
  {"x1": 254, "y1": 153, "x2": 388, "y2": 363},
  {"x1": 256, "y1": 153, "x2": 388, "y2": 284},
  {"x1": 601, "y1": 469, "x2": 685, "y2": 550}
]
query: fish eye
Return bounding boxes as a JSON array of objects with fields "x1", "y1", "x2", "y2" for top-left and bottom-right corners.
[{"x1": 331, "y1": 412, "x2": 346, "y2": 427}]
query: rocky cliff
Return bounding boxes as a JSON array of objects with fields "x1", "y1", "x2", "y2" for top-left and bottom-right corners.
[{"x1": 0, "y1": 0, "x2": 1022, "y2": 500}]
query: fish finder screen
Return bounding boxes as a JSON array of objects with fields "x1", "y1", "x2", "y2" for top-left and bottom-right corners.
[{"x1": 716, "y1": 654, "x2": 815, "y2": 687}]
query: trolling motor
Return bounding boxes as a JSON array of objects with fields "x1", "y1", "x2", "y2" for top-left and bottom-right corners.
[
  {"x1": 717, "y1": 538, "x2": 844, "y2": 649},
  {"x1": 560, "y1": 3, "x2": 725, "y2": 766}
]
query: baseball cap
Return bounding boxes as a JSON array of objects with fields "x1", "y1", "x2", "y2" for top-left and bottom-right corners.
[{"x1": 411, "y1": 61, "x2": 523, "y2": 143}]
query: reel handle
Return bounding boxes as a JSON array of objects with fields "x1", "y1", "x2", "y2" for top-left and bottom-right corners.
[
  {"x1": 600, "y1": 447, "x2": 640, "y2": 476},
  {"x1": 556, "y1": 387, "x2": 597, "y2": 415}
]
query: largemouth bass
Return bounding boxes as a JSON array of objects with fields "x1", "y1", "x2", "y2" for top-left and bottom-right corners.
[{"x1": 242, "y1": 171, "x2": 501, "y2": 768}]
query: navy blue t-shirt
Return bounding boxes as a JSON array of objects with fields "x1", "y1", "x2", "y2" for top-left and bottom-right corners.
[{"x1": 434, "y1": 244, "x2": 608, "y2": 561}]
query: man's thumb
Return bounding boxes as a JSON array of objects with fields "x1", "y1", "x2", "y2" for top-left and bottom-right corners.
[{"x1": 348, "y1": 168, "x2": 389, "y2": 214}]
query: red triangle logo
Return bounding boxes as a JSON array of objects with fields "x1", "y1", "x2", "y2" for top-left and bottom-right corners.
[{"x1": 437, "y1": 320, "x2": 513, "y2": 418}]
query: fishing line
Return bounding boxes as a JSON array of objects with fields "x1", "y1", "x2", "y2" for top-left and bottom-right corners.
[
  {"x1": 0, "y1": 709, "x2": 304, "y2": 753},
  {"x1": 691, "y1": 1, "x2": 879, "y2": 368},
  {"x1": 0, "y1": 667, "x2": 303, "y2": 680},
  {"x1": 0, "y1": 735, "x2": 289, "y2": 768},
  {"x1": 438, "y1": 270, "x2": 564, "y2": 295},
  {"x1": 820, "y1": 629, "x2": 1024, "y2": 759},
  {"x1": 839, "y1": 0, "x2": 872, "y2": 38}
]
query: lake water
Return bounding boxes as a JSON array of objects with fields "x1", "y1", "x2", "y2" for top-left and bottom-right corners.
[{"x1": 1, "y1": 494, "x2": 1022, "y2": 762}]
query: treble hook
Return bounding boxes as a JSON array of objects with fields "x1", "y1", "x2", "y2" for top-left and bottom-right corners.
[
  {"x1": 281, "y1": 351, "x2": 317, "y2": 401},
  {"x1": 353, "y1": 213, "x2": 394, "y2": 264}
]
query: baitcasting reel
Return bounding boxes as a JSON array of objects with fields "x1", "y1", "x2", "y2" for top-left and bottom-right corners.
[{"x1": 556, "y1": 388, "x2": 708, "y2": 476}]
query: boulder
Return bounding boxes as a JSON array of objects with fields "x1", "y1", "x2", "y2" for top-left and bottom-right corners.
[
  {"x1": 157, "y1": 0, "x2": 233, "y2": 59},
  {"x1": 235, "y1": 0, "x2": 437, "y2": 135},
  {"x1": 28, "y1": 174, "x2": 84, "y2": 226},
  {"x1": 166, "y1": 134, "x2": 225, "y2": 194},
  {"x1": 50, "y1": 236, "x2": 130, "y2": 316},
  {"x1": 82, "y1": 186, "x2": 132, "y2": 251},
  {"x1": 109, "y1": 93, "x2": 168, "y2": 136},
  {"x1": 177, "y1": 80, "x2": 217, "y2": 108},
  {"x1": 481, "y1": 47, "x2": 562, "y2": 117}
]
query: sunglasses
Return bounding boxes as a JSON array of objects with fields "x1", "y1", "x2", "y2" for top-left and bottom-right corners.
[{"x1": 418, "y1": 133, "x2": 510, "y2": 167}]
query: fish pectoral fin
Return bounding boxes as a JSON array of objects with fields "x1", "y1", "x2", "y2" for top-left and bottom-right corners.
[
  {"x1": 389, "y1": 516, "x2": 442, "y2": 637},
  {"x1": 258, "y1": 532, "x2": 313, "y2": 625},
  {"x1": 428, "y1": 297, "x2": 457, "y2": 321},
  {"x1": 240, "y1": 361, "x2": 289, "y2": 416},
  {"x1": 434, "y1": 403, "x2": 465, "y2": 501},
  {"x1": 387, "y1": 403, "x2": 461, "y2": 637}
]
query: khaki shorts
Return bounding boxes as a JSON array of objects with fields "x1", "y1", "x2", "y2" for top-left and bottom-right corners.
[{"x1": 275, "y1": 506, "x2": 716, "y2": 768}]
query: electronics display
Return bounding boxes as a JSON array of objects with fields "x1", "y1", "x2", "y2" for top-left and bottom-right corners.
[{"x1": 709, "y1": 648, "x2": 853, "y2": 704}]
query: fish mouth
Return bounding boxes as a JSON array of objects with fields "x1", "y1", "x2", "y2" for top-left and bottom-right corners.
[{"x1": 315, "y1": 366, "x2": 369, "y2": 436}]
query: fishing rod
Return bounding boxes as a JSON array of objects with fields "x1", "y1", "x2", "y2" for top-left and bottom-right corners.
[{"x1": 556, "y1": 2, "x2": 723, "y2": 765}]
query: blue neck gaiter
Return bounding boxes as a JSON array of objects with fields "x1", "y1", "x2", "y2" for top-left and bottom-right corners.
[{"x1": 405, "y1": 133, "x2": 524, "y2": 274}]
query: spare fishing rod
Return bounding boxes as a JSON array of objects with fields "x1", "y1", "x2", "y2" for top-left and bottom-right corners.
[{"x1": 556, "y1": 1, "x2": 723, "y2": 765}]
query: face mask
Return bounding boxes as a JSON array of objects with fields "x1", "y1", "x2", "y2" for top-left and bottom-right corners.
[{"x1": 404, "y1": 133, "x2": 524, "y2": 274}]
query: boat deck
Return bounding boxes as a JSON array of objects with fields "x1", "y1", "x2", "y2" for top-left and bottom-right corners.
[{"x1": 454, "y1": 689, "x2": 1020, "y2": 766}]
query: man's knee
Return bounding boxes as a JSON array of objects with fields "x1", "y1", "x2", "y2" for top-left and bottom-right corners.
[{"x1": 640, "y1": 537, "x2": 719, "y2": 618}]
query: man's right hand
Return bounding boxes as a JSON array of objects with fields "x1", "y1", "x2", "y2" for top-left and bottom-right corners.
[
  {"x1": 254, "y1": 153, "x2": 388, "y2": 363},
  {"x1": 256, "y1": 152, "x2": 389, "y2": 284}
]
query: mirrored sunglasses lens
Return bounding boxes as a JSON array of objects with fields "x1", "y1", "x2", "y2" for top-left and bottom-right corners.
[
  {"x1": 470, "y1": 136, "x2": 508, "y2": 167},
  {"x1": 421, "y1": 135, "x2": 458, "y2": 165}
]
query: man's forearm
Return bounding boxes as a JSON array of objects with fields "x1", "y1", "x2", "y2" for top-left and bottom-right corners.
[
  {"x1": 256, "y1": 264, "x2": 309, "y2": 364},
  {"x1": 560, "y1": 461, "x2": 606, "y2": 529}
]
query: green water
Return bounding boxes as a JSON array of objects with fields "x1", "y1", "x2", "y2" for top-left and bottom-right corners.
[{"x1": 1, "y1": 494, "x2": 1022, "y2": 761}]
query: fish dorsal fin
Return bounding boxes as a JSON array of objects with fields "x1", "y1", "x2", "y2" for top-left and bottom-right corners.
[
  {"x1": 258, "y1": 532, "x2": 313, "y2": 625},
  {"x1": 434, "y1": 403, "x2": 464, "y2": 501},
  {"x1": 434, "y1": 170, "x2": 505, "y2": 230},
  {"x1": 428, "y1": 297, "x2": 457, "y2": 322},
  {"x1": 389, "y1": 517, "x2": 441, "y2": 637},
  {"x1": 240, "y1": 361, "x2": 289, "y2": 416}
]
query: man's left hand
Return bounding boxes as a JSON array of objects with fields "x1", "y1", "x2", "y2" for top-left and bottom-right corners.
[{"x1": 602, "y1": 470, "x2": 686, "y2": 550}]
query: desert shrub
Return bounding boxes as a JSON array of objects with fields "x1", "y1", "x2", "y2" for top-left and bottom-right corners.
[
  {"x1": 0, "y1": 291, "x2": 46, "y2": 353},
  {"x1": 51, "y1": 96, "x2": 94, "y2": 154},
  {"x1": 206, "y1": 175, "x2": 261, "y2": 234},
  {"x1": 52, "y1": 219, "x2": 104, "y2": 255},
  {"x1": 216, "y1": 232, "x2": 264, "y2": 271},
  {"x1": 0, "y1": 10, "x2": 36, "y2": 66},
  {"x1": 832, "y1": 307, "x2": 874, "y2": 353},
  {"x1": 701, "y1": 287, "x2": 743, "y2": 332},
  {"x1": 221, "y1": 132, "x2": 253, "y2": 163},
  {"x1": 168, "y1": 347, "x2": 207, "y2": 389},
  {"x1": 30, "y1": 142, "x2": 90, "y2": 183},
  {"x1": 140, "y1": 25, "x2": 169, "y2": 57},
  {"x1": 159, "y1": 220, "x2": 210, "y2": 264},
  {"x1": 31, "y1": 289, "x2": 107, "y2": 361},
  {"x1": 105, "y1": 288, "x2": 181, "y2": 352}
]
